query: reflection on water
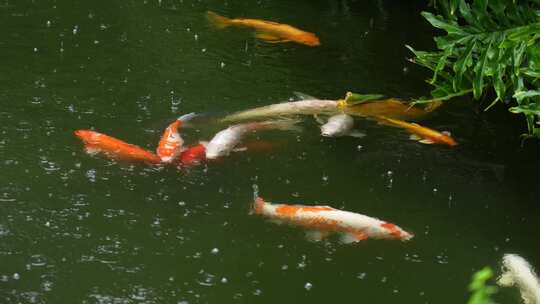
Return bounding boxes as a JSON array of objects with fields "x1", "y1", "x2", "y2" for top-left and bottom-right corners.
[{"x1": 1, "y1": 0, "x2": 539, "y2": 303}]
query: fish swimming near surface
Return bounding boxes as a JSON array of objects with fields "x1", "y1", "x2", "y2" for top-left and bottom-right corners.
[
  {"x1": 498, "y1": 254, "x2": 540, "y2": 304},
  {"x1": 252, "y1": 196, "x2": 413, "y2": 243},
  {"x1": 205, "y1": 119, "x2": 300, "y2": 159},
  {"x1": 156, "y1": 113, "x2": 197, "y2": 163},
  {"x1": 319, "y1": 113, "x2": 365, "y2": 138},
  {"x1": 220, "y1": 99, "x2": 340, "y2": 123},
  {"x1": 206, "y1": 11, "x2": 320, "y2": 46},
  {"x1": 376, "y1": 116, "x2": 457, "y2": 146},
  {"x1": 344, "y1": 98, "x2": 442, "y2": 121},
  {"x1": 74, "y1": 130, "x2": 161, "y2": 164},
  {"x1": 178, "y1": 143, "x2": 207, "y2": 167}
]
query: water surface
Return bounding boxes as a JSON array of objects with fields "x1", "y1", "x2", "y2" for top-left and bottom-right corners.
[{"x1": 1, "y1": 0, "x2": 539, "y2": 303}]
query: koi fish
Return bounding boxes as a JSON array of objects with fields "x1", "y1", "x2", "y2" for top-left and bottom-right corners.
[
  {"x1": 376, "y1": 116, "x2": 457, "y2": 146},
  {"x1": 319, "y1": 113, "x2": 365, "y2": 138},
  {"x1": 342, "y1": 98, "x2": 441, "y2": 121},
  {"x1": 220, "y1": 99, "x2": 340, "y2": 123},
  {"x1": 178, "y1": 143, "x2": 207, "y2": 167},
  {"x1": 498, "y1": 254, "x2": 540, "y2": 304},
  {"x1": 156, "y1": 113, "x2": 197, "y2": 163},
  {"x1": 74, "y1": 130, "x2": 161, "y2": 164},
  {"x1": 205, "y1": 119, "x2": 300, "y2": 159},
  {"x1": 252, "y1": 197, "x2": 413, "y2": 243},
  {"x1": 206, "y1": 11, "x2": 320, "y2": 46}
]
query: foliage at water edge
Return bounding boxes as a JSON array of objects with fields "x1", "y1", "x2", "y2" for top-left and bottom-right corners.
[{"x1": 407, "y1": 0, "x2": 540, "y2": 139}]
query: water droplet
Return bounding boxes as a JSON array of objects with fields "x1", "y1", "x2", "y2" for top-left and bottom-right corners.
[
  {"x1": 33, "y1": 47, "x2": 38, "y2": 52},
  {"x1": 194, "y1": 34, "x2": 198, "y2": 41},
  {"x1": 221, "y1": 277, "x2": 228, "y2": 283},
  {"x1": 211, "y1": 248, "x2": 219, "y2": 255},
  {"x1": 46, "y1": 20, "x2": 51, "y2": 27},
  {"x1": 220, "y1": 62, "x2": 225, "y2": 68},
  {"x1": 13, "y1": 273, "x2": 20, "y2": 280},
  {"x1": 72, "y1": 25, "x2": 78, "y2": 35},
  {"x1": 357, "y1": 145, "x2": 363, "y2": 151},
  {"x1": 356, "y1": 272, "x2": 366, "y2": 280},
  {"x1": 304, "y1": 282, "x2": 313, "y2": 290}
]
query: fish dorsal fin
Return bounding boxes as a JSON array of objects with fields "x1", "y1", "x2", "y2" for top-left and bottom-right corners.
[{"x1": 293, "y1": 91, "x2": 318, "y2": 100}]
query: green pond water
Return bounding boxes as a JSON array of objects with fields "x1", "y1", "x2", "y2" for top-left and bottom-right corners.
[{"x1": 1, "y1": 0, "x2": 539, "y2": 303}]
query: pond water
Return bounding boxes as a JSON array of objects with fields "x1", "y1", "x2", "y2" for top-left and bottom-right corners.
[{"x1": 1, "y1": 0, "x2": 539, "y2": 303}]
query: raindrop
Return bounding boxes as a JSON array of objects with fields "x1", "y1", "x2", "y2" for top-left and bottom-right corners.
[
  {"x1": 304, "y1": 282, "x2": 313, "y2": 290},
  {"x1": 13, "y1": 273, "x2": 20, "y2": 280},
  {"x1": 194, "y1": 34, "x2": 198, "y2": 41},
  {"x1": 356, "y1": 272, "x2": 366, "y2": 280},
  {"x1": 253, "y1": 289, "x2": 262, "y2": 296},
  {"x1": 211, "y1": 248, "x2": 219, "y2": 255},
  {"x1": 221, "y1": 277, "x2": 228, "y2": 284},
  {"x1": 33, "y1": 47, "x2": 38, "y2": 52},
  {"x1": 357, "y1": 145, "x2": 363, "y2": 151},
  {"x1": 220, "y1": 62, "x2": 225, "y2": 69},
  {"x1": 46, "y1": 20, "x2": 51, "y2": 27},
  {"x1": 72, "y1": 25, "x2": 78, "y2": 35}
]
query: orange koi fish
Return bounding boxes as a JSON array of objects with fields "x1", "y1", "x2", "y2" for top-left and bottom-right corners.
[
  {"x1": 252, "y1": 197, "x2": 413, "y2": 243},
  {"x1": 206, "y1": 11, "x2": 320, "y2": 47},
  {"x1": 178, "y1": 143, "x2": 207, "y2": 167},
  {"x1": 376, "y1": 116, "x2": 457, "y2": 146},
  {"x1": 156, "y1": 113, "x2": 197, "y2": 163},
  {"x1": 344, "y1": 98, "x2": 442, "y2": 121},
  {"x1": 74, "y1": 130, "x2": 161, "y2": 164}
]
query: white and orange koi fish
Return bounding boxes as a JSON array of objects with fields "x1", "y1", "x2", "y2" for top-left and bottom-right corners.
[
  {"x1": 252, "y1": 196, "x2": 413, "y2": 243},
  {"x1": 156, "y1": 113, "x2": 197, "y2": 162},
  {"x1": 205, "y1": 119, "x2": 300, "y2": 159}
]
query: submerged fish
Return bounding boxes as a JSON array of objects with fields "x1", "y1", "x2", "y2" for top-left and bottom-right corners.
[
  {"x1": 205, "y1": 119, "x2": 300, "y2": 159},
  {"x1": 74, "y1": 130, "x2": 161, "y2": 164},
  {"x1": 178, "y1": 143, "x2": 207, "y2": 167},
  {"x1": 498, "y1": 254, "x2": 540, "y2": 304},
  {"x1": 156, "y1": 113, "x2": 197, "y2": 163},
  {"x1": 320, "y1": 113, "x2": 365, "y2": 138},
  {"x1": 376, "y1": 116, "x2": 457, "y2": 146},
  {"x1": 344, "y1": 98, "x2": 441, "y2": 121},
  {"x1": 221, "y1": 99, "x2": 340, "y2": 123},
  {"x1": 206, "y1": 11, "x2": 320, "y2": 46},
  {"x1": 252, "y1": 196, "x2": 413, "y2": 243}
]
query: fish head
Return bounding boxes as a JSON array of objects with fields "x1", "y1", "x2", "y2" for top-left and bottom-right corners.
[
  {"x1": 294, "y1": 32, "x2": 320, "y2": 46},
  {"x1": 205, "y1": 142, "x2": 227, "y2": 159},
  {"x1": 380, "y1": 223, "x2": 414, "y2": 241},
  {"x1": 439, "y1": 132, "x2": 458, "y2": 147},
  {"x1": 74, "y1": 129, "x2": 97, "y2": 142},
  {"x1": 320, "y1": 123, "x2": 337, "y2": 137}
]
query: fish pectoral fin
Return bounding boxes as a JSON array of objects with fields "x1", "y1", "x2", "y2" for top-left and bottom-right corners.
[
  {"x1": 419, "y1": 139, "x2": 435, "y2": 145},
  {"x1": 313, "y1": 114, "x2": 326, "y2": 125},
  {"x1": 409, "y1": 134, "x2": 421, "y2": 141},
  {"x1": 232, "y1": 146, "x2": 248, "y2": 152},
  {"x1": 84, "y1": 144, "x2": 101, "y2": 155},
  {"x1": 305, "y1": 230, "x2": 330, "y2": 242},
  {"x1": 340, "y1": 232, "x2": 368, "y2": 244},
  {"x1": 255, "y1": 31, "x2": 289, "y2": 43},
  {"x1": 348, "y1": 130, "x2": 366, "y2": 138}
]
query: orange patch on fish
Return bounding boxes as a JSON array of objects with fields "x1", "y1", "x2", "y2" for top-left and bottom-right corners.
[{"x1": 381, "y1": 222, "x2": 402, "y2": 238}]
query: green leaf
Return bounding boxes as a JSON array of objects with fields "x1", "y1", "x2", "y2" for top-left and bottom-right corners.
[
  {"x1": 421, "y1": 12, "x2": 468, "y2": 36},
  {"x1": 344, "y1": 92, "x2": 385, "y2": 105},
  {"x1": 513, "y1": 90, "x2": 540, "y2": 100},
  {"x1": 509, "y1": 103, "x2": 540, "y2": 116},
  {"x1": 473, "y1": 36, "x2": 494, "y2": 99},
  {"x1": 453, "y1": 40, "x2": 476, "y2": 90}
]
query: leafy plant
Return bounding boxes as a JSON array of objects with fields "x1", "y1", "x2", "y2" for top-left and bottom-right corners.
[
  {"x1": 467, "y1": 267, "x2": 498, "y2": 304},
  {"x1": 407, "y1": 0, "x2": 540, "y2": 139}
]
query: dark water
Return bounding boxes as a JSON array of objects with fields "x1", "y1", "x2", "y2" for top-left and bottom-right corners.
[{"x1": 1, "y1": 0, "x2": 539, "y2": 303}]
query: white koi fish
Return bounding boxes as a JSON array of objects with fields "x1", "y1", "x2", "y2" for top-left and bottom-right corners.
[
  {"x1": 320, "y1": 113, "x2": 365, "y2": 138},
  {"x1": 220, "y1": 99, "x2": 341, "y2": 123},
  {"x1": 205, "y1": 119, "x2": 300, "y2": 159},
  {"x1": 156, "y1": 113, "x2": 197, "y2": 162},
  {"x1": 498, "y1": 254, "x2": 540, "y2": 304},
  {"x1": 252, "y1": 196, "x2": 413, "y2": 243}
]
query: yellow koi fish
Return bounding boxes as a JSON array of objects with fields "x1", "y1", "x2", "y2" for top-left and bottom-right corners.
[
  {"x1": 376, "y1": 116, "x2": 458, "y2": 146},
  {"x1": 206, "y1": 11, "x2": 320, "y2": 47}
]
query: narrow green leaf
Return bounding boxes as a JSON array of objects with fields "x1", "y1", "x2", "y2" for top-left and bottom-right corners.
[
  {"x1": 453, "y1": 40, "x2": 476, "y2": 91},
  {"x1": 513, "y1": 90, "x2": 540, "y2": 100},
  {"x1": 473, "y1": 36, "x2": 494, "y2": 99},
  {"x1": 344, "y1": 93, "x2": 385, "y2": 105},
  {"x1": 421, "y1": 12, "x2": 467, "y2": 36},
  {"x1": 509, "y1": 103, "x2": 540, "y2": 115}
]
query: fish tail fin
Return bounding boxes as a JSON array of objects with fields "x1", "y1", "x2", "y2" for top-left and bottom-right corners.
[
  {"x1": 176, "y1": 112, "x2": 198, "y2": 123},
  {"x1": 206, "y1": 11, "x2": 231, "y2": 29},
  {"x1": 251, "y1": 197, "x2": 265, "y2": 215},
  {"x1": 423, "y1": 100, "x2": 443, "y2": 112}
]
